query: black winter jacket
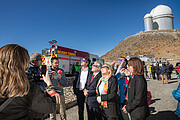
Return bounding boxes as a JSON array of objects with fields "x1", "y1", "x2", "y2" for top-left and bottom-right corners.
[
  {"x1": 0, "y1": 82, "x2": 56, "y2": 120},
  {"x1": 125, "y1": 75, "x2": 150, "y2": 120}
]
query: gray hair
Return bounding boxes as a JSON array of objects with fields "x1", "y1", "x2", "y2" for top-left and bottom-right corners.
[{"x1": 30, "y1": 53, "x2": 41, "y2": 63}]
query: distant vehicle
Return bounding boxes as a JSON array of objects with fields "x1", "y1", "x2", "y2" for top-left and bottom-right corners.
[
  {"x1": 150, "y1": 60, "x2": 159, "y2": 66},
  {"x1": 159, "y1": 60, "x2": 169, "y2": 67},
  {"x1": 175, "y1": 62, "x2": 180, "y2": 75}
]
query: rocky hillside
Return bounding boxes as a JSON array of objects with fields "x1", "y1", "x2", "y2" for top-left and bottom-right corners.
[{"x1": 101, "y1": 30, "x2": 180, "y2": 63}]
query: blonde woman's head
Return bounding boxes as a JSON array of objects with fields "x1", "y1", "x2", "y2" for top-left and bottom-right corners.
[
  {"x1": 101, "y1": 63, "x2": 114, "y2": 76},
  {"x1": 0, "y1": 44, "x2": 30, "y2": 98}
]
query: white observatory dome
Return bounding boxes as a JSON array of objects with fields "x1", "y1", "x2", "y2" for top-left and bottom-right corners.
[
  {"x1": 144, "y1": 14, "x2": 152, "y2": 19},
  {"x1": 144, "y1": 4, "x2": 174, "y2": 31},
  {"x1": 150, "y1": 5, "x2": 173, "y2": 17}
]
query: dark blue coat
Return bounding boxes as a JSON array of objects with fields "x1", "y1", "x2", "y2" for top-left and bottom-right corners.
[
  {"x1": 172, "y1": 83, "x2": 180, "y2": 116},
  {"x1": 159, "y1": 66, "x2": 167, "y2": 75},
  {"x1": 115, "y1": 73, "x2": 127, "y2": 108}
]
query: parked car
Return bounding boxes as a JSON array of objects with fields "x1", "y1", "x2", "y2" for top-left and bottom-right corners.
[{"x1": 175, "y1": 62, "x2": 180, "y2": 75}]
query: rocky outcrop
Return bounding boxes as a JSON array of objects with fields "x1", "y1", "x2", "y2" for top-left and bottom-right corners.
[{"x1": 101, "y1": 30, "x2": 180, "y2": 63}]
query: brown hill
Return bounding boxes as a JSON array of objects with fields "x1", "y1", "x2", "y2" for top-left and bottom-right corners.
[{"x1": 101, "y1": 29, "x2": 180, "y2": 63}]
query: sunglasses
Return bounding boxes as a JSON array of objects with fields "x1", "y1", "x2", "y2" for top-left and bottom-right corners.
[
  {"x1": 92, "y1": 64, "x2": 100, "y2": 67},
  {"x1": 102, "y1": 66, "x2": 109, "y2": 69},
  {"x1": 118, "y1": 59, "x2": 123, "y2": 61},
  {"x1": 81, "y1": 60, "x2": 87, "y2": 62}
]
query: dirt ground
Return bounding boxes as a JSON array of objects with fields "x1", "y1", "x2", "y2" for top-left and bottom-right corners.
[{"x1": 46, "y1": 73, "x2": 180, "y2": 120}]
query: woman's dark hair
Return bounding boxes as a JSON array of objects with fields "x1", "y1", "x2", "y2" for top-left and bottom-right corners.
[
  {"x1": 119, "y1": 56, "x2": 128, "y2": 66},
  {"x1": 84, "y1": 57, "x2": 91, "y2": 66},
  {"x1": 128, "y1": 57, "x2": 144, "y2": 75}
]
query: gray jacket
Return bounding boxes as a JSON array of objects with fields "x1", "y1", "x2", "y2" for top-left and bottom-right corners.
[{"x1": 48, "y1": 67, "x2": 67, "y2": 96}]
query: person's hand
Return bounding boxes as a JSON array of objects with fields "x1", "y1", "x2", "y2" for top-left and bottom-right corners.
[
  {"x1": 111, "y1": 61, "x2": 116, "y2": 67},
  {"x1": 120, "y1": 60, "x2": 125, "y2": 66},
  {"x1": 51, "y1": 71, "x2": 56, "y2": 79},
  {"x1": 54, "y1": 93, "x2": 61, "y2": 104},
  {"x1": 125, "y1": 69, "x2": 131, "y2": 77},
  {"x1": 97, "y1": 96, "x2": 101, "y2": 103},
  {"x1": 120, "y1": 68, "x2": 125, "y2": 74},
  {"x1": 57, "y1": 74, "x2": 62, "y2": 79},
  {"x1": 42, "y1": 70, "x2": 52, "y2": 86},
  {"x1": 84, "y1": 89, "x2": 89, "y2": 97},
  {"x1": 122, "y1": 105, "x2": 128, "y2": 113},
  {"x1": 46, "y1": 89, "x2": 61, "y2": 103}
]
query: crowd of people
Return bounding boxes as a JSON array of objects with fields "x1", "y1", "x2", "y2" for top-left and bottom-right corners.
[
  {"x1": 143, "y1": 62, "x2": 175, "y2": 84},
  {"x1": 1, "y1": 44, "x2": 179, "y2": 120}
]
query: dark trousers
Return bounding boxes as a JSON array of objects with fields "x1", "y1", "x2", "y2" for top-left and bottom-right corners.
[
  {"x1": 155, "y1": 72, "x2": 160, "y2": 80},
  {"x1": 167, "y1": 72, "x2": 171, "y2": 80},
  {"x1": 86, "y1": 104, "x2": 102, "y2": 120},
  {"x1": 152, "y1": 72, "x2": 156, "y2": 80},
  {"x1": 101, "y1": 108, "x2": 117, "y2": 120},
  {"x1": 116, "y1": 94, "x2": 124, "y2": 120},
  {"x1": 77, "y1": 90, "x2": 85, "y2": 120}
]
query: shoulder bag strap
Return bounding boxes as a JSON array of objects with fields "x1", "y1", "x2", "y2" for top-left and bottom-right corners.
[
  {"x1": 0, "y1": 92, "x2": 18, "y2": 112},
  {"x1": 0, "y1": 97, "x2": 15, "y2": 112}
]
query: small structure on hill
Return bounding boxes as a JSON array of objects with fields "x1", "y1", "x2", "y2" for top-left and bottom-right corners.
[
  {"x1": 144, "y1": 5, "x2": 174, "y2": 31},
  {"x1": 126, "y1": 54, "x2": 155, "y2": 61}
]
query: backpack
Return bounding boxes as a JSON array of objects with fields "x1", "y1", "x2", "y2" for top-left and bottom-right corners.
[{"x1": 147, "y1": 90, "x2": 152, "y2": 106}]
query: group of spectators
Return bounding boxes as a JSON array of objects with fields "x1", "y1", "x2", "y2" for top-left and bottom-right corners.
[
  {"x1": 73, "y1": 57, "x2": 150, "y2": 120},
  {"x1": 0, "y1": 44, "x2": 150, "y2": 120},
  {"x1": 144, "y1": 63, "x2": 174, "y2": 84}
]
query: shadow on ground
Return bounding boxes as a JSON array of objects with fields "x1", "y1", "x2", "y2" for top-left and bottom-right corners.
[
  {"x1": 168, "y1": 81, "x2": 178, "y2": 84},
  {"x1": 147, "y1": 111, "x2": 180, "y2": 120},
  {"x1": 150, "y1": 98, "x2": 161, "y2": 105}
]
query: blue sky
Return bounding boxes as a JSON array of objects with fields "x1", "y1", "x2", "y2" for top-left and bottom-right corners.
[{"x1": 0, "y1": 0, "x2": 179, "y2": 57}]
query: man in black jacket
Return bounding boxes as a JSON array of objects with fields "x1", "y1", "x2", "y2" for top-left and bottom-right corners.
[
  {"x1": 84, "y1": 61, "x2": 102, "y2": 120},
  {"x1": 166, "y1": 63, "x2": 173, "y2": 80},
  {"x1": 151, "y1": 65, "x2": 156, "y2": 80},
  {"x1": 155, "y1": 64, "x2": 160, "y2": 80},
  {"x1": 73, "y1": 58, "x2": 91, "y2": 120}
]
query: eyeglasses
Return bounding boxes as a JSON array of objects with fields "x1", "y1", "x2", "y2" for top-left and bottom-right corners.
[
  {"x1": 81, "y1": 60, "x2": 87, "y2": 62},
  {"x1": 118, "y1": 59, "x2": 123, "y2": 61},
  {"x1": 102, "y1": 66, "x2": 109, "y2": 69},
  {"x1": 92, "y1": 64, "x2": 99, "y2": 67}
]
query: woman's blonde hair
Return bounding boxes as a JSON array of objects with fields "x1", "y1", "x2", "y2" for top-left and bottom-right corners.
[
  {"x1": 0, "y1": 44, "x2": 30, "y2": 98},
  {"x1": 102, "y1": 63, "x2": 114, "y2": 76}
]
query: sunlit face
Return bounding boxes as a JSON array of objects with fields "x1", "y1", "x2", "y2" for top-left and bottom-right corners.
[
  {"x1": 81, "y1": 59, "x2": 88, "y2": 66},
  {"x1": 92, "y1": 62, "x2": 100, "y2": 72},
  {"x1": 125, "y1": 69, "x2": 131, "y2": 76},
  {"x1": 51, "y1": 59, "x2": 59, "y2": 69},
  {"x1": 127, "y1": 65, "x2": 134, "y2": 73},
  {"x1": 101, "y1": 65, "x2": 110, "y2": 75}
]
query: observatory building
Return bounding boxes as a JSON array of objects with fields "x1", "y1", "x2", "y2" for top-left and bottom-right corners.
[{"x1": 144, "y1": 5, "x2": 174, "y2": 31}]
